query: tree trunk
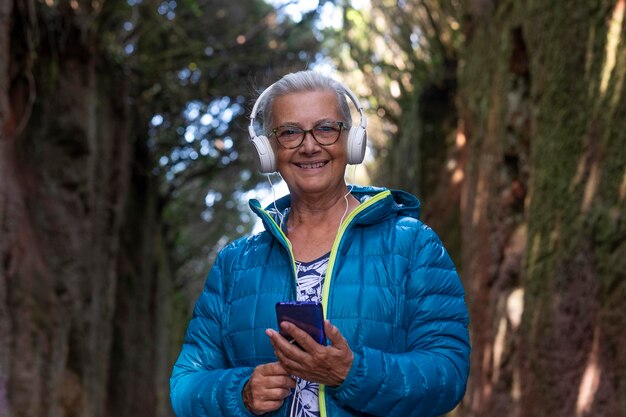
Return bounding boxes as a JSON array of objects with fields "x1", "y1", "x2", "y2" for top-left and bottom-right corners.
[
  {"x1": 520, "y1": 1, "x2": 626, "y2": 416},
  {"x1": 1, "y1": 0, "x2": 15, "y2": 414},
  {"x1": 0, "y1": 2, "x2": 133, "y2": 417},
  {"x1": 459, "y1": 0, "x2": 626, "y2": 416}
]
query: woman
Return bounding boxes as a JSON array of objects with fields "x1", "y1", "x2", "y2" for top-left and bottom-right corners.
[{"x1": 170, "y1": 70, "x2": 471, "y2": 417}]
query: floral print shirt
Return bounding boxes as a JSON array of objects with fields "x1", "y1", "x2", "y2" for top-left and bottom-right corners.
[{"x1": 289, "y1": 253, "x2": 329, "y2": 417}]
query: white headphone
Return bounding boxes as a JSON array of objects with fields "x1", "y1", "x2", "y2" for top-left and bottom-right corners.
[{"x1": 247, "y1": 80, "x2": 368, "y2": 174}]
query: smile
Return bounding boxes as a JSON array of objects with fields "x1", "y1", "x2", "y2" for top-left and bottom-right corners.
[{"x1": 295, "y1": 161, "x2": 328, "y2": 169}]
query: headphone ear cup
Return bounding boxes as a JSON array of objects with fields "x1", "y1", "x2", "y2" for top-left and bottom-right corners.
[
  {"x1": 346, "y1": 126, "x2": 367, "y2": 164},
  {"x1": 250, "y1": 135, "x2": 276, "y2": 174}
]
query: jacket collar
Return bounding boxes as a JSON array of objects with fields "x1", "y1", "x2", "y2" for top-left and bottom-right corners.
[{"x1": 249, "y1": 185, "x2": 421, "y2": 234}]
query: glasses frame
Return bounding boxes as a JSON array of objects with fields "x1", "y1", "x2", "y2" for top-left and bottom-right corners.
[{"x1": 270, "y1": 121, "x2": 346, "y2": 149}]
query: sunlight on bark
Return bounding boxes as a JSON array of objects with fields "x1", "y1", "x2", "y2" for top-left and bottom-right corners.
[
  {"x1": 600, "y1": 0, "x2": 624, "y2": 94},
  {"x1": 581, "y1": 161, "x2": 600, "y2": 213},
  {"x1": 456, "y1": 129, "x2": 466, "y2": 148},
  {"x1": 451, "y1": 129, "x2": 465, "y2": 183},
  {"x1": 507, "y1": 288, "x2": 524, "y2": 329},
  {"x1": 492, "y1": 289, "x2": 523, "y2": 384},
  {"x1": 492, "y1": 315, "x2": 507, "y2": 383},
  {"x1": 576, "y1": 328, "x2": 601, "y2": 416},
  {"x1": 472, "y1": 172, "x2": 486, "y2": 226},
  {"x1": 570, "y1": 154, "x2": 587, "y2": 191},
  {"x1": 506, "y1": 287, "x2": 524, "y2": 401},
  {"x1": 611, "y1": 61, "x2": 625, "y2": 108},
  {"x1": 452, "y1": 168, "x2": 464, "y2": 184}
]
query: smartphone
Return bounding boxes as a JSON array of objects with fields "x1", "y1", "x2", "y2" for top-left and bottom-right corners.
[{"x1": 275, "y1": 301, "x2": 326, "y2": 346}]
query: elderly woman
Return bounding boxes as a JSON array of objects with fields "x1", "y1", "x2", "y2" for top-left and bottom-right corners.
[{"x1": 170, "y1": 70, "x2": 470, "y2": 417}]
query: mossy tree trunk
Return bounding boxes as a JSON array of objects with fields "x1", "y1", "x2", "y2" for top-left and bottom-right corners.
[
  {"x1": 459, "y1": 0, "x2": 626, "y2": 416},
  {"x1": 521, "y1": 1, "x2": 626, "y2": 416},
  {"x1": 0, "y1": 2, "x2": 175, "y2": 416}
]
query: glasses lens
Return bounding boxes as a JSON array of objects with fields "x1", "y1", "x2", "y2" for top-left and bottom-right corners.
[
  {"x1": 274, "y1": 126, "x2": 304, "y2": 148},
  {"x1": 313, "y1": 122, "x2": 343, "y2": 145}
]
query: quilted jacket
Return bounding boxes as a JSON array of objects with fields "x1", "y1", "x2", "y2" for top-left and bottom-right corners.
[{"x1": 170, "y1": 186, "x2": 471, "y2": 417}]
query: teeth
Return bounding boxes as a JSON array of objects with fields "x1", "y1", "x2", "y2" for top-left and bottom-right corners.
[{"x1": 298, "y1": 162, "x2": 326, "y2": 169}]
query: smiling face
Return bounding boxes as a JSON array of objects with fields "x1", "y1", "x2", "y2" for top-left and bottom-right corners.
[{"x1": 271, "y1": 90, "x2": 349, "y2": 199}]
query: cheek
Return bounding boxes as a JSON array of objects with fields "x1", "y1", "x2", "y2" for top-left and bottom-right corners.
[{"x1": 335, "y1": 139, "x2": 349, "y2": 160}]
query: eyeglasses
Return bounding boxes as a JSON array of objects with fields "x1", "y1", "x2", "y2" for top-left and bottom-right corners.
[{"x1": 270, "y1": 121, "x2": 345, "y2": 149}]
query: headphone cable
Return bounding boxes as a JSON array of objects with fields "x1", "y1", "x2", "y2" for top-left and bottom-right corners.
[{"x1": 267, "y1": 173, "x2": 285, "y2": 230}]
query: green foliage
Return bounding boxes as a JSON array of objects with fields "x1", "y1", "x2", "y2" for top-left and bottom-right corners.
[
  {"x1": 325, "y1": 1, "x2": 463, "y2": 195},
  {"x1": 92, "y1": 0, "x2": 324, "y2": 297}
]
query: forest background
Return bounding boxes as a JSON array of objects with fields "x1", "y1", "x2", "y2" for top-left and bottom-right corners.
[{"x1": 1, "y1": 0, "x2": 625, "y2": 416}]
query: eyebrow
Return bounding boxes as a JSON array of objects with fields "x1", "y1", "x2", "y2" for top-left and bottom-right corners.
[{"x1": 276, "y1": 118, "x2": 337, "y2": 128}]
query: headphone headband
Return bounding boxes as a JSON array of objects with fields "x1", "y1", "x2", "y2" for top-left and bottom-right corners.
[{"x1": 248, "y1": 81, "x2": 367, "y2": 139}]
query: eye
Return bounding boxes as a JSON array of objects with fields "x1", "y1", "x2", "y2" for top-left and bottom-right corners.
[
  {"x1": 315, "y1": 124, "x2": 335, "y2": 133},
  {"x1": 276, "y1": 126, "x2": 302, "y2": 139},
  {"x1": 313, "y1": 122, "x2": 340, "y2": 137}
]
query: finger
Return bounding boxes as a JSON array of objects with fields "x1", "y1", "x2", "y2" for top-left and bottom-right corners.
[
  {"x1": 268, "y1": 327, "x2": 308, "y2": 359},
  {"x1": 251, "y1": 399, "x2": 286, "y2": 414},
  {"x1": 257, "y1": 361, "x2": 291, "y2": 376},
  {"x1": 272, "y1": 346, "x2": 313, "y2": 378},
  {"x1": 245, "y1": 376, "x2": 290, "y2": 414},
  {"x1": 264, "y1": 375, "x2": 297, "y2": 390},
  {"x1": 258, "y1": 387, "x2": 293, "y2": 401},
  {"x1": 280, "y1": 322, "x2": 321, "y2": 353},
  {"x1": 266, "y1": 328, "x2": 298, "y2": 352},
  {"x1": 324, "y1": 320, "x2": 349, "y2": 349}
]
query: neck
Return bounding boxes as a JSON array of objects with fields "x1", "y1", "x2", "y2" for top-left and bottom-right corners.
[{"x1": 287, "y1": 186, "x2": 358, "y2": 228}]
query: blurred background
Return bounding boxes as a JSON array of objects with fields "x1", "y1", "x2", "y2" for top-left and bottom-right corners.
[{"x1": 1, "y1": 0, "x2": 625, "y2": 416}]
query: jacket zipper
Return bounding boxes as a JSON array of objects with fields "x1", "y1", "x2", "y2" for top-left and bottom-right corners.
[{"x1": 318, "y1": 190, "x2": 391, "y2": 417}]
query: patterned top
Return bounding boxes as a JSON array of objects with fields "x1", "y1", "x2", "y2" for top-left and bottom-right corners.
[{"x1": 289, "y1": 253, "x2": 329, "y2": 417}]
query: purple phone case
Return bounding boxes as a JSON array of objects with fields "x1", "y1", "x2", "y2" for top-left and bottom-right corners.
[{"x1": 275, "y1": 301, "x2": 326, "y2": 345}]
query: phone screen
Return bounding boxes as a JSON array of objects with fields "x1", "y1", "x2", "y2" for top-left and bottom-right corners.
[{"x1": 275, "y1": 301, "x2": 326, "y2": 346}]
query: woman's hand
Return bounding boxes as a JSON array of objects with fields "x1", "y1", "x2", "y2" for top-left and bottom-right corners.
[
  {"x1": 243, "y1": 362, "x2": 296, "y2": 415},
  {"x1": 266, "y1": 320, "x2": 354, "y2": 387}
]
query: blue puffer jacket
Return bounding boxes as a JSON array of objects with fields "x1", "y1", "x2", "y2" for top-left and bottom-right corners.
[{"x1": 170, "y1": 186, "x2": 470, "y2": 417}]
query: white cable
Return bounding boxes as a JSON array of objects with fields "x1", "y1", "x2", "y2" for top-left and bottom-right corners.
[
  {"x1": 339, "y1": 165, "x2": 358, "y2": 227},
  {"x1": 267, "y1": 174, "x2": 285, "y2": 230},
  {"x1": 338, "y1": 186, "x2": 351, "y2": 228},
  {"x1": 289, "y1": 382, "x2": 300, "y2": 417}
]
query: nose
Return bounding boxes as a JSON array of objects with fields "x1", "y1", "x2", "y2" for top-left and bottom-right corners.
[{"x1": 299, "y1": 130, "x2": 320, "y2": 153}]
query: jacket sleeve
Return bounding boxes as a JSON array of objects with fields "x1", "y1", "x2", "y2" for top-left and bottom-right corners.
[
  {"x1": 170, "y1": 253, "x2": 256, "y2": 417},
  {"x1": 327, "y1": 224, "x2": 471, "y2": 417}
]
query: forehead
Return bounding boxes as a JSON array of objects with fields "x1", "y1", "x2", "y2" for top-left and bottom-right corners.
[{"x1": 271, "y1": 90, "x2": 341, "y2": 125}]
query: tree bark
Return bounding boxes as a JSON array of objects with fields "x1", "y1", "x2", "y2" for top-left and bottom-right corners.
[
  {"x1": 459, "y1": 0, "x2": 626, "y2": 416},
  {"x1": 458, "y1": 10, "x2": 530, "y2": 414},
  {"x1": 1, "y1": 0, "x2": 15, "y2": 414},
  {"x1": 1, "y1": 2, "x2": 136, "y2": 415},
  {"x1": 520, "y1": 1, "x2": 626, "y2": 416}
]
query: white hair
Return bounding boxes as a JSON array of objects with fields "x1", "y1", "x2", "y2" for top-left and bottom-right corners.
[{"x1": 258, "y1": 70, "x2": 353, "y2": 134}]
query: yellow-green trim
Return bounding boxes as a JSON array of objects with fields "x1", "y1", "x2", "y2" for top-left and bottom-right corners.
[
  {"x1": 257, "y1": 206, "x2": 298, "y2": 281},
  {"x1": 318, "y1": 190, "x2": 392, "y2": 417}
]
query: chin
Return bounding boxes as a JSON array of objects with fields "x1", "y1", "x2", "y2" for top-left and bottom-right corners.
[{"x1": 298, "y1": 177, "x2": 344, "y2": 195}]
